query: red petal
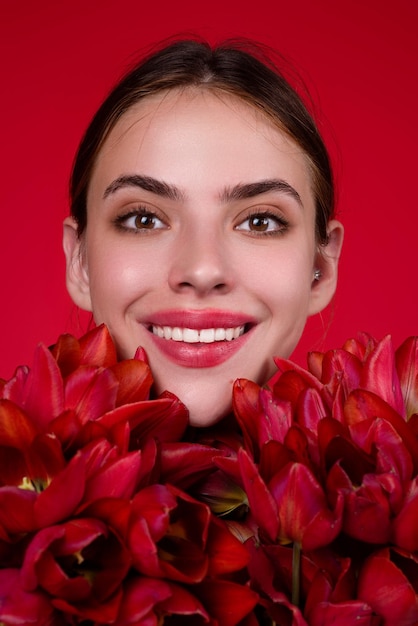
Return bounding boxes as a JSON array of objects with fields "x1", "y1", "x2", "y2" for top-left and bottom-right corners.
[
  {"x1": 393, "y1": 477, "x2": 418, "y2": 551},
  {"x1": 358, "y1": 549, "x2": 418, "y2": 625},
  {"x1": 21, "y1": 344, "x2": 64, "y2": 429},
  {"x1": 345, "y1": 390, "x2": 418, "y2": 473},
  {"x1": 238, "y1": 449, "x2": 279, "y2": 542},
  {"x1": 320, "y1": 348, "x2": 362, "y2": 394},
  {"x1": 308, "y1": 601, "x2": 374, "y2": 625},
  {"x1": 64, "y1": 366, "x2": 119, "y2": 421},
  {"x1": 396, "y1": 336, "x2": 418, "y2": 419},
  {"x1": 0, "y1": 569, "x2": 55, "y2": 624},
  {"x1": 34, "y1": 452, "x2": 86, "y2": 527},
  {"x1": 341, "y1": 475, "x2": 392, "y2": 544},
  {"x1": 83, "y1": 451, "x2": 141, "y2": 502},
  {"x1": 0, "y1": 487, "x2": 36, "y2": 534},
  {"x1": 194, "y1": 580, "x2": 259, "y2": 626},
  {"x1": 78, "y1": 324, "x2": 118, "y2": 367},
  {"x1": 100, "y1": 394, "x2": 188, "y2": 447},
  {"x1": 361, "y1": 335, "x2": 405, "y2": 416},
  {"x1": 296, "y1": 388, "x2": 328, "y2": 432},
  {"x1": 160, "y1": 443, "x2": 222, "y2": 489},
  {"x1": 232, "y1": 379, "x2": 263, "y2": 459},
  {"x1": 270, "y1": 462, "x2": 342, "y2": 550},
  {"x1": 158, "y1": 581, "x2": 209, "y2": 620},
  {"x1": 115, "y1": 576, "x2": 172, "y2": 624},
  {"x1": 0, "y1": 399, "x2": 37, "y2": 448},
  {"x1": 206, "y1": 516, "x2": 249, "y2": 576},
  {"x1": 50, "y1": 333, "x2": 82, "y2": 378},
  {"x1": 111, "y1": 359, "x2": 153, "y2": 404}
]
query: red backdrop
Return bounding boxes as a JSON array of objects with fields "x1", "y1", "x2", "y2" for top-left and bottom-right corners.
[{"x1": 1, "y1": 0, "x2": 417, "y2": 377}]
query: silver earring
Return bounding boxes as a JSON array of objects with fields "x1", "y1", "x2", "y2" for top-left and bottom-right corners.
[{"x1": 313, "y1": 269, "x2": 321, "y2": 281}]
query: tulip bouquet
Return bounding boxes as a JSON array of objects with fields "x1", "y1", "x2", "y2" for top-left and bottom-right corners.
[{"x1": 0, "y1": 326, "x2": 417, "y2": 625}]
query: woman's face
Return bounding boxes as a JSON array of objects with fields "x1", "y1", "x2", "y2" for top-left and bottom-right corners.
[{"x1": 64, "y1": 89, "x2": 342, "y2": 426}]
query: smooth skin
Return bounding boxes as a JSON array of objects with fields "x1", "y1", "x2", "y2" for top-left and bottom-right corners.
[{"x1": 64, "y1": 89, "x2": 343, "y2": 426}]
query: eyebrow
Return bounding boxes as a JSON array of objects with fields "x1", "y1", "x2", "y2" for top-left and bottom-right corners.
[
  {"x1": 219, "y1": 179, "x2": 302, "y2": 206},
  {"x1": 103, "y1": 174, "x2": 184, "y2": 201},
  {"x1": 103, "y1": 174, "x2": 302, "y2": 206}
]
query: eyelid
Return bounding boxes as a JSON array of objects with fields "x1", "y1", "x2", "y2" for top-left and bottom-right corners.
[
  {"x1": 234, "y1": 206, "x2": 289, "y2": 235},
  {"x1": 113, "y1": 204, "x2": 169, "y2": 232}
]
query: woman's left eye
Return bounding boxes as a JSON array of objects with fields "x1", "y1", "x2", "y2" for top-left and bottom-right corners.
[{"x1": 235, "y1": 212, "x2": 289, "y2": 235}]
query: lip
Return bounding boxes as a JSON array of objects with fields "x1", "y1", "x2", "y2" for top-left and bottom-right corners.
[
  {"x1": 143, "y1": 309, "x2": 256, "y2": 369},
  {"x1": 145, "y1": 309, "x2": 254, "y2": 329}
]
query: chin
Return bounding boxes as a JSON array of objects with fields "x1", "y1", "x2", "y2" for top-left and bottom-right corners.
[
  {"x1": 179, "y1": 395, "x2": 232, "y2": 428},
  {"x1": 189, "y1": 407, "x2": 232, "y2": 428}
]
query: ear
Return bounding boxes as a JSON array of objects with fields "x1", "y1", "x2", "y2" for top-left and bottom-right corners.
[
  {"x1": 63, "y1": 217, "x2": 93, "y2": 312},
  {"x1": 308, "y1": 219, "x2": 344, "y2": 316}
]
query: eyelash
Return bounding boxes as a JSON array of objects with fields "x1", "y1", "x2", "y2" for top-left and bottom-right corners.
[
  {"x1": 235, "y1": 210, "x2": 289, "y2": 236},
  {"x1": 113, "y1": 207, "x2": 290, "y2": 236},
  {"x1": 113, "y1": 207, "x2": 167, "y2": 233}
]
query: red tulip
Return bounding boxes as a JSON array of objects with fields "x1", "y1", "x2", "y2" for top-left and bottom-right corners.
[
  {"x1": 392, "y1": 476, "x2": 418, "y2": 551},
  {"x1": 269, "y1": 462, "x2": 343, "y2": 551},
  {"x1": 358, "y1": 548, "x2": 418, "y2": 625},
  {"x1": 0, "y1": 569, "x2": 56, "y2": 625},
  {"x1": 128, "y1": 484, "x2": 207, "y2": 582},
  {"x1": 20, "y1": 517, "x2": 131, "y2": 622},
  {"x1": 114, "y1": 577, "x2": 209, "y2": 625}
]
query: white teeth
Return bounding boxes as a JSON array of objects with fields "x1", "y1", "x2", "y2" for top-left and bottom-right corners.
[
  {"x1": 183, "y1": 328, "x2": 199, "y2": 343},
  {"x1": 171, "y1": 327, "x2": 182, "y2": 341},
  {"x1": 200, "y1": 328, "x2": 215, "y2": 343},
  {"x1": 152, "y1": 325, "x2": 245, "y2": 343}
]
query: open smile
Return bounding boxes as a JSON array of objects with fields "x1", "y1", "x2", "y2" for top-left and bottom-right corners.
[
  {"x1": 144, "y1": 310, "x2": 255, "y2": 368},
  {"x1": 151, "y1": 324, "x2": 246, "y2": 343}
]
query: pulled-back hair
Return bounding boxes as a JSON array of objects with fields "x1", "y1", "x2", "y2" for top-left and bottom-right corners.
[{"x1": 70, "y1": 38, "x2": 334, "y2": 242}]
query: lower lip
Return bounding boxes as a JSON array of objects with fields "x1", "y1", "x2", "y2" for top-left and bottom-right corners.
[{"x1": 147, "y1": 329, "x2": 252, "y2": 368}]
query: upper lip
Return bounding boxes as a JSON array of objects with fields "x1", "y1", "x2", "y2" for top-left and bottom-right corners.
[{"x1": 143, "y1": 309, "x2": 257, "y2": 330}]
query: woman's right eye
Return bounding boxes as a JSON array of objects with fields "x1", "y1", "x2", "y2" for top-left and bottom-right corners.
[{"x1": 114, "y1": 209, "x2": 167, "y2": 232}]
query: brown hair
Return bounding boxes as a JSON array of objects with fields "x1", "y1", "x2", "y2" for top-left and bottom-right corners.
[{"x1": 70, "y1": 38, "x2": 334, "y2": 243}]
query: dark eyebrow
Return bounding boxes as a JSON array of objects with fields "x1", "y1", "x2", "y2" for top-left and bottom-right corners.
[
  {"x1": 103, "y1": 175, "x2": 302, "y2": 207},
  {"x1": 220, "y1": 179, "x2": 303, "y2": 206},
  {"x1": 103, "y1": 174, "x2": 184, "y2": 201}
]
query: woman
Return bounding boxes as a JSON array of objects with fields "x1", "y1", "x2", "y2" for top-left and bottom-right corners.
[{"x1": 63, "y1": 38, "x2": 344, "y2": 427}]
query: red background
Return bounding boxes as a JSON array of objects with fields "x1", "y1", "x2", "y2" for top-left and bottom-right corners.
[{"x1": 1, "y1": 0, "x2": 417, "y2": 378}]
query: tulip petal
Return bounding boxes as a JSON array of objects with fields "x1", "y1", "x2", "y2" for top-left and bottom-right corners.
[
  {"x1": 358, "y1": 549, "x2": 418, "y2": 625},
  {"x1": 111, "y1": 359, "x2": 153, "y2": 404},
  {"x1": 238, "y1": 449, "x2": 279, "y2": 542},
  {"x1": 362, "y1": 335, "x2": 405, "y2": 416},
  {"x1": 20, "y1": 344, "x2": 65, "y2": 429},
  {"x1": 206, "y1": 516, "x2": 249, "y2": 576},
  {"x1": 160, "y1": 443, "x2": 222, "y2": 489},
  {"x1": 308, "y1": 601, "x2": 374, "y2": 625},
  {"x1": 396, "y1": 336, "x2": 418, "y2": 419},
  {"x1": 194, "y1": 579, "x2": 259, "y2": 626},
  {"x1": 270, "y1": 462, "x2": 342, "y2": 550},
  {"x1": 78, "y1": 324, "x2": 118, "y2": 368},
  {"x1": 0, "y1": 569, "x2": 55, "y2": 624},
  {"x1": 393, "y1": 477, "x2": 418, "y2": 551},
  {"x1": 34, "y1": 452, "x2": 86, "y2": 527}
]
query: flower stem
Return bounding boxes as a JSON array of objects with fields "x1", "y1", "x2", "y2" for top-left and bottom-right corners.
[{"x1": 292, "y1": 541, "x2": 301, "y2": 607}]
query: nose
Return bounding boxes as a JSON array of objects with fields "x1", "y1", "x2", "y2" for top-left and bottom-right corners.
[{"x1": 168, "y1": 227, "x2": 234, "y2": 296}]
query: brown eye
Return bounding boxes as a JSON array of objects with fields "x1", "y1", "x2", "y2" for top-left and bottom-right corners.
[
  {"x1": 235, "y1": 211, "x2": 288, "y2": 235},
  {"x1": 115, "y1": 209, "x2": 167, "y2": 232},
  {"x1": 248, "y1": 215, "x2": 270, "y2": 232},
  {"x1": 135, "y1": 214, "x2": 158, "y2": 229}
]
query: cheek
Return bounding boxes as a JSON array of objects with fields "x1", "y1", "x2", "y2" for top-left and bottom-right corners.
[
  {"x1": 249, "y1": 245, "x2": 314, "y2": 308},
  {"x1": 85, "y1": 243, "x2": 154, "y2": 318}
]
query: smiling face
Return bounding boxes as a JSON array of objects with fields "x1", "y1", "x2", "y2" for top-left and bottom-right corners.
[{"x1": 64, "y1": 88, "x2": 343, "y2": 426}]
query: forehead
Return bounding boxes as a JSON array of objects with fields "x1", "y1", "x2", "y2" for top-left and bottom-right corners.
[{"x1": 89, "y1": 87, "x2": 314, "y2": 206}]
